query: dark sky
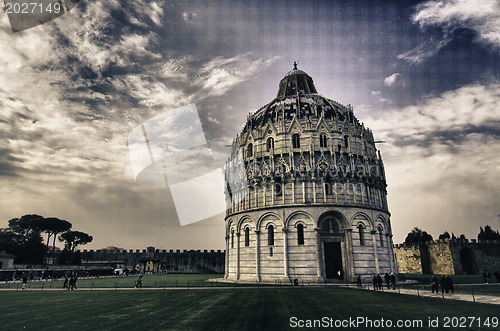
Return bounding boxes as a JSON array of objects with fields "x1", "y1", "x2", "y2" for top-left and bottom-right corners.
[{"x1": 0, "y1": 0, "x2": 499, "y2": 249}]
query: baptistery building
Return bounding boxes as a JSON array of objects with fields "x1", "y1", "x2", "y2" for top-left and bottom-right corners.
[{"x1": 224, "y1": 64, "x2": 396, "y2": 283}]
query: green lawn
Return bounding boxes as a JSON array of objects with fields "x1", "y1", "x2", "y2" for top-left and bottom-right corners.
[{"x1": 1, "y1": 287, "x2": 499, "y2": 330}]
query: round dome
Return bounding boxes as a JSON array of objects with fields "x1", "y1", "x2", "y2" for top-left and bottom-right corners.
[{"x1": 277, "y1": 63, "x2": 318, "y2": 97}]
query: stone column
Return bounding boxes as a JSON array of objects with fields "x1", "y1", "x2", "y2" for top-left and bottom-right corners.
[
  {"x1": 371, "y1": 230, "x2": 379, "y2": 274},
  {"x1": 225, "y1": 234, "x2": 229, "y2": 278},
  {"x1": 367, "y1": 186, "x2": 373, "y2": 207},
  {"x1": 255, "y1": 230, "x2": 260, "y2": 281},
  {"x1": 314, "y1": 228, "x2": 323, "y2": 279},
  {"x1": 282, "y1": 180, "x2": 285, "y2": 204},
  {"x1": 236, "y1": 232, "x2": 241, "y2": 280},
  {"x1": 360, "y1": 184, "x2": 365, "y2": 205},
  {"x1": 344, "y1": 229, "x2": 355, "y2": 281},
  {"x1": 323, "y1": 181, "x2": 327, "y2": 203},
  {"x1": 388, "y1": 234, "x2": 396, "y2": 273},
  {"x1": 283, "y1": 227, "x2": 289, "y2": 278},
  {"x1": 334, "y1": 183, "x2": 338, "y2": 204},
  {"x1": 302, "y1": 181, "x2": 306, "y2": 203},
  {"x1": 264, "y1": 184, "x2": 267, "y2": 206},
  {"x1": 271, "y1": 179, "x2": 275, "y2": 205},
  {"x1": 352, "y1": 183, "x2": 357, "y2": 203},
  {"x1": 313, "y1": 181, "x2": 317, "y2": 203},
  {"x1": 255, "y1": 185, "x2": 258, "y2": 208},
  {"x1": 343, "y1": 183, "x2": 347, "y2": 203}
]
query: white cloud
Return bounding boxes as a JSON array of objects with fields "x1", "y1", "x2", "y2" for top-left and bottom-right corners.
[
  {"x1": 182, "y1": 11, "x2": 198, "y2": 23},
  {"x1": 367, "y1": 83, "x2": 500, "y2": 140},
  {"x1": 384, "y1": 73, "x2": 400, "y2": 86},
  {"x1": 399, "y1": 0, "x2": 500, "y2": 63},
  {"x1": 413, "y1": 0, "x2": 500, "y2": 47},
  {"x1": 397, "y1": 36, "x2": 451, "y2": 64},
  {"x1": 364, "y1": 82, "x2": 500, "y2": 242},
  {"x1": 196, "y1": 54, "x2": 278, "y2": 98}
]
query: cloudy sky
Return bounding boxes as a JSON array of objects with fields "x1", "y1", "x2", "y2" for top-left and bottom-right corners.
[{"x1": 0, "y1": 0, "x2": 499, "y2": 249}]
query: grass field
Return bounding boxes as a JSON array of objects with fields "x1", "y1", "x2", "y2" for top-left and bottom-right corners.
[{"x1": 1, "y1": 287, "x2": 499, "y2": 330}]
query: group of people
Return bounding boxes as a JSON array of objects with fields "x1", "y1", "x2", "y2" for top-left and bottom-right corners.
[
  {"x1": 369, "y1": 273, "x2": 397, "y2": 290},
  {"x1": 63, "y1": 274, "x2": 78, "y2": 290},
  {"x1": 430, "y1": 274, "x2": 454, "y2": 294}
]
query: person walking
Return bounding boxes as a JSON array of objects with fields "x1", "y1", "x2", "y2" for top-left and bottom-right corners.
[
  {"x1": 22, "y1": 274, "x2": 28, "y2": 290},
  {"x1": 389, "y1": 273, "x2": 396, "y2": 290},
  {"x1": 440, "y1": 275, "x2": 447, "y2": 294},
  {"x1": 69, "y1": 275, "x2": 75, "y2": 290},
  {"x1": 384, "y1": 273, "x2": 390, "y2": 289},
  {"x1": 445, "y1": 275, "x2": 454, "y2": 294},
  {"x1": 63, "y1": 276, "x2": 69, "y2": 289},
  {"x1": 356, "y1": 275, "x2": 362, "y2": 288},
  {"x1": 376, "y1": 274, "x2": 383, "y2": 290},
  {"x1": 135, "y1": 274, "x2": 143, "y2": 289},
  {"x1": 72, "y1": 275, "x2": 78, "y2": 290},
  {"x1": 431, "y1": 275, "x2": 439, "y2": 294}
]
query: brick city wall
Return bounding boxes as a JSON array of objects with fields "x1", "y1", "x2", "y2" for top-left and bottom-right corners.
[
  {"x1": 48, "y1": 247, "x2": 225, "y2": 274},
  {"x1": 394, "y1": 239, "x2": 500, "y2": 275}
]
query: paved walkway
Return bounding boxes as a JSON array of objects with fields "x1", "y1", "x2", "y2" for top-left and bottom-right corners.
[{"x1": 351, "y1": 285, "x2": 500, "y2": 305}]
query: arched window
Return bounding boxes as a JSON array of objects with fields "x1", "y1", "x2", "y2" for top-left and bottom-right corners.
[
  {"x1": 344, "y1": 135, "x2": 349, "y2": 149},
  {"x1": 321, "y1": 219, "x2": 339, "y2": 233},
  {"x1": 378, "y1": 226, "x2": 384, "y2": 247},
  {"x1": 267, "y1": 137, "x2": 274, "y2": 152},
  {"x1": 274, "y1": 177, "x2": 282, "y2": 196},
  {"x1": 292, "y1": 134, "x2": 300, "y2": 149},
  {"x1": 325, "y1": 182, "x2": 332, "y2": 195},
  {"x1": 297, "y1": 224, "x2": 304, "y2": 245},
  {"x1": 245, "y1": 227, "x2": 250, "y2": 247},
  {"x1": 247, "y1": 143, "x2": 253, "y2": 157},
  {"x1": 320, "y1": 134, "x2": 327, "y2": 148},
  {"x1": 358, "y1": 224, "x2": 365, "y2": 246},
  {"x1": 231, "y1": 230, "x2": 234, "y2": 248},
  {"x1": 268, "y1": 225, "x2": 274, "y2": 246}
]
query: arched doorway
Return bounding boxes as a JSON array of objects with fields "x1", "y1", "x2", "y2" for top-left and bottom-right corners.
[
  {"x1": 460, "y1": 247, "x2": 477, "y2": 275},
  {"x1": 319, "y1": 211, "x2": 346, "y2": 280}
]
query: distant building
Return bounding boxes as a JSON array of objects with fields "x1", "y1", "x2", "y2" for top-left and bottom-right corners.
[
  {"x1": 224, "y1": 64, "x2": 396, "y2": 283},
  {"x1": 0, "y1": 252, "x2": 15, "y2": 270},
  {"x1": 394, "y1": 239, "x2": 500, "y2": 275},
  {"x1": 0, "y1": 252, "x2": 16, "y2": 281}
]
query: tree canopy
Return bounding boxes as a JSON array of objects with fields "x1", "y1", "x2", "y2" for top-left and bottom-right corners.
[
  {"x1": 3, "y1": 215, "x2": 46, "y2": 264},
  {"x1": 1, "y1": 214, "x2": 90, "y2": 265},
  {"x1": 478, "y1": 225, "x2": 500, "y2": 241},
  {"x1": 59, "y1": 230, "x2": 93, "y2": 252},
  {"x1": 404, "y1": 227, "x2": 433, "y2": 244},
  {"x1": 438, "y1": 231, "x2": 450, "y2": 240}
]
